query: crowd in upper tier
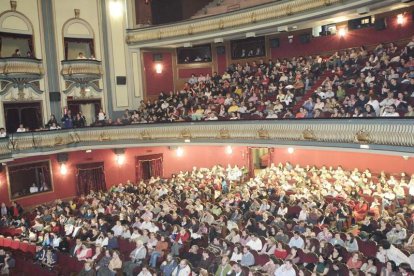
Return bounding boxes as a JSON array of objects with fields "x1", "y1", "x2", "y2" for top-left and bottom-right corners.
[
  {"x1": 1, "y1": 163, "x2": 414, "y2": 275},
  {"x1": 1, "y1": 37, "x2": 413, "y2": 135}
]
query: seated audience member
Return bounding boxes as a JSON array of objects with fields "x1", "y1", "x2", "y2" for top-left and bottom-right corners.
[
  {"x1": 288, "y1": 232, "x2": 305, "y2": 249},
  {"x1": 346, "y1": 253, "x2": 363, "y2": 269},
  {"x1": 240, "y1": 246, "x2": 255, "y2": 267},
  {"x1": 0, "y1": 128, "x2": 6, "y2": 137},
  {"x1": 78, "y1": 261, "x2": 95, "y2": 276},
  {"x1": 123, "y1": 240, "x2": 147, "y2": 276},
  {"x1": 171, "y1": 259, "x2": 191, "y2": 276},
  {"x1": 274, "y1": 260, "x2": 296, "y2": 276},
  {"x1": 160, "y1": 254, "x2": 178, "y2": 276},
  {"x1": 215, "y1": 256, "x2": 232, "y2": 276}
]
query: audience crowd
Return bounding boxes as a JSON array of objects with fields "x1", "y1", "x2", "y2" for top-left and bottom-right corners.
[{"x1": 1, "y1": 163, "x2": 414, "y2": 275}]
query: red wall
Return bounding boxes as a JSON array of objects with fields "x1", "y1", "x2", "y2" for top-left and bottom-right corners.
[
  {"x1": 271, "y1": 15, "x2": 414, "y2": 58},
  {"x1": 271, "y1": 148, "x2": 414, "y2": 174},
  {"x1": 143, "y1": 51, "x2": 174, "y2": 96},
  {"x1": 178, "y1": 68, "x2": 212, "y2": 79}
]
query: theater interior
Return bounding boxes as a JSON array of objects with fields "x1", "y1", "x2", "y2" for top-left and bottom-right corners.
[{"x1": 0, "y1": 0, "x2": 414, "y2": 275}]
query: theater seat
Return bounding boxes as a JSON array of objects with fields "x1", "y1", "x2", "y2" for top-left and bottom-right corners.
[
  {"x1": 0, "y1": 235, "x2": 4, "y2": 247},
  {"x1": 11, "y1": 239, "x2": 20, "y2": 250},
  {"x1": 3, "y1": 237, "x2": 12, "y2": 248}
]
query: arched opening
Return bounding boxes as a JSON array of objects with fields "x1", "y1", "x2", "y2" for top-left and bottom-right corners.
[
  {"x1": 63, "y1": 19, "x2": 95, "y2": 60},
  {"x1": 0, "y1": 13, "x2": 34, "y2": 57}
]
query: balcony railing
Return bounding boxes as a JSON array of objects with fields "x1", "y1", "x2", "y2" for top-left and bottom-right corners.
[
  {"x1": 60, "y1": 59, "x2": 103, "y2": 96},
  {"x1": 0, "y1": 118, "x2": 413, "y2": 162},
  {"x1": 126, "y1": 0, "x2": 343, "y2": 45},
  {"x1": 0, "y1": 57, "x2": 44, "y2": 98}
]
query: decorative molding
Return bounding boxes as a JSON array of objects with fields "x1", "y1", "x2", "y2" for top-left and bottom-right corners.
[
  {"x1": 354, "y1": 129, "x2": 371, "y2": 143},
  {"x1": 10, "y1": 1, "x2": 16, "y2": 11},
  {"x1": 0, "y1": 58, "x2": 44, "y2": 97},
  {"x1": 60, "y1": 59, "x2": 103, "y2": 95},
  {"x1": 0, "y1": 119, "x2": 414, "y2": 161},
  {"x1": 74, "y1": 9, "x2": 80, "y2": 18}
]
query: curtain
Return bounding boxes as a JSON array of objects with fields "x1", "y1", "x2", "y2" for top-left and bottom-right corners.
[
  {"x1": 135, "y1": 154, "x2": 163, "y2": 182},
  {"x1": 76, "y1": 162, "x2": 106, "y2": 196},
  {"x1": 247, "y1": 148, "x2": 254, "y2": 178},
  {"x1": 80, "y1": 103, "x2": 95, "y2": 126}
]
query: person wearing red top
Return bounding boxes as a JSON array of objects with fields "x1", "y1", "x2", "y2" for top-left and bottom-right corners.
[
  {"x1": 171, "y1": 228, "x2": 189, "y2": 256},
  {"x1": 274, "y1": 242, "x2": 288, "y2": 260},
  {"x1": 352, "y1": 200, "x2": 368, "y2": 222},
  {"x1": 346, "y1": 253, "x2": 363, "y2": 269}
]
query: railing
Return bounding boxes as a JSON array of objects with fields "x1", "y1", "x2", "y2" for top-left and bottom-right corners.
[
  {"x1": 60, "y1": 59, "x2": 103, "y2": 95},
  {"x1": 126, "y1": 0, "x2": 342, "y2": 44},
  {"x1": 1, "y1": 118, "x2": 413, "y2": 162},
  {"x1": 0, "y1": 57, "x2": 44, "y2": 97},
  {"x1": 0, "y1": 57, "x2": 43, "y2": 75}
]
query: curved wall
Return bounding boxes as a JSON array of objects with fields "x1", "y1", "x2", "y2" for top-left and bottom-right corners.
[{"x1": 0, "y1": 146, "x2": 413, "y2": 207}]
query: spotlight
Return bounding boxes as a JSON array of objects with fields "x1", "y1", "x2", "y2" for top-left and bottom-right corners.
[
  {"x1": 287, "y1": 147, "x2": 294, "y2": 154},
  {"x1": 155, "y1": 63, "x2": 163, "y2": 74},
  {"x1": 360, "y1": 144, "x2": 370, "y2": 149},
  {"x1": 338, "y1": 28, "x2": 347, "y2": 37},
  {"x1": 60, "y1": 163, "x2": 68, "y2": 175},
  {"x1": 184, "y1": 139, "x2": 191, "y2": 143},
  {"x1": 109, "y1": 0, "x2": 123, "y2": 18},
  {"x1": 225, "y1": 146, "x2": 233, "y2": 155},
  {"x1": 116, "y1": 154, "x2": 125, "y2": 165},
  {"x1": 176, "y1": 147, "x2": 184, "y2": 157},
  {"x1": 86, "y1": 150, "x2": 92, "y2": 153},
  {"x1": 397, "y1": 14, "x2": 404, "y2": 25}
]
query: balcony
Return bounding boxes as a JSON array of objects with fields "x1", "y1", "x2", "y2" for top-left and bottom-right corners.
[
  {"x1": 0, "y1": 57, "x2": 44, "y2": 99},
  {"x1": 60, "y1": 59, "x2": 103, "y2": 96},
  {"x1": 0, "y1": 118, "x2": 413, "y2": 162}
]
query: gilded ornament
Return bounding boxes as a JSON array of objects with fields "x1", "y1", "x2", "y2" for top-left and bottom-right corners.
[
  {"x1": 302, "y1": 128, "x2": 316, "y2": 140},
  {"x1": 218, "y1": 128, "x2": 230, "y2": 139},
  {"x1": 354, "y1": 129, "x2": 371, "y2": 143},
  {"x1": 218, "y1": 19, "x2": 224, "y2": 30},
  {"x1": 257, "y1": 128, "x2": 269, "y2": 139},
  {"x1": 99, "y1": 132, "x2": 111, "y2": 141},
  {"x1": 140, "y1": 130, "x2": 152, "y2": 140},
  {"x1": 250, "y1": 12, "x2": 256, "y2": 23},
  {"x1": 180, "y1": 129, "x2": 192, "y2": 139},
  {"x1": 187, "y1": 25, "x2": 193, "y2": 35},
  {"x1": 54, "y1": 136, "x2": 64, "y2": 146}
]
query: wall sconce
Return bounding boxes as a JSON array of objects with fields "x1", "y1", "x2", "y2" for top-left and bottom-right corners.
[
  {"x1": 287, "y1": 147, "x2": 295, "y2": 154},
  {"x1": 57, "y1": 153, "x2": 69, "y2": 175},
  {"x1": 397, "y1": 14, "x2": 405, "y2": 25},
  {"x1": 109, "y1": 0, "x2": 123, "y2": 18},
  {"x1": 338, "y1": 28, "x2": 347, "y2": 38},
  {"x1": 155, "y1": 63, "x2": 163, "y2": 74},
  {"x1": 176, "y1": 147, "x2": 184, "y2": 157},
  {"x1": 60, "y1": 163, "x2": 68, "y2": 175},
  {"x1": 288, "y1": 35, "x2": 293, "y2": 44},
  {"x1": 225, "y1": 146, "x2": 233, "y2": 155},
  {"x1": 114, "y1": 148, "x2": 126, "y2": 166}
]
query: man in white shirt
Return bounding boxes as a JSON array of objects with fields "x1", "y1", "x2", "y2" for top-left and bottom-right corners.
[
  {"x1": 111, "y1": 220, "x2": 124, "y2": 237},
  {"x1": 29, "y1": 183, "x2": 39, "y2": 193},
  {"x1": 246, "y1": 235, "x2": 263, "y2": 251},
  {"x1": 274, "y1": 260, "x2": 296, "y2": 276},
  {"x1": 288, "y1": 232, "x2": 304, "y2": 249},
  {"x1": 16, "y1": 124, "x2": 26, "y2": 132},
  {"x1": 0, "y1": 128, "x2": 6, "y2": 137}
]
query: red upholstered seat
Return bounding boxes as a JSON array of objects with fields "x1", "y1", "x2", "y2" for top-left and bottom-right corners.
[
  {"x1": 11, "y1": 239, "x2": 20, "y2": 250},
  {"x1": 255, "y1": 254, "x2": 269, "y2": 266},
  {"x1": 19, "y1": 241, "x2": 29, "y2": 253},
  {"x1": 27, "y1": 243, "x2": 37, "y2": 255},
  {"x1": 0, "y1": 235, "x2": 4, "y2": 247},
  {"x1": 302, "y1": 252, "x2": 318, "y2": 264},
  {"x1": 3, "y1": 237, "x2": 12, "y2": 248}
]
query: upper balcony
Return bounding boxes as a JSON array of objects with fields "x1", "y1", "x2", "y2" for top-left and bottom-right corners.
[
  {"x1": 0, "y1": 57, "x2": 44, "y2": 98},
  {"x1": 60, "y1": 59, "x2": 103, "y2": 96},
  {"x1": 0, "y1": 118, "x2": 413, "y2": 162},
  {"x1": 126, "y1": 0, "x2": 393, "y2": 47}
]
